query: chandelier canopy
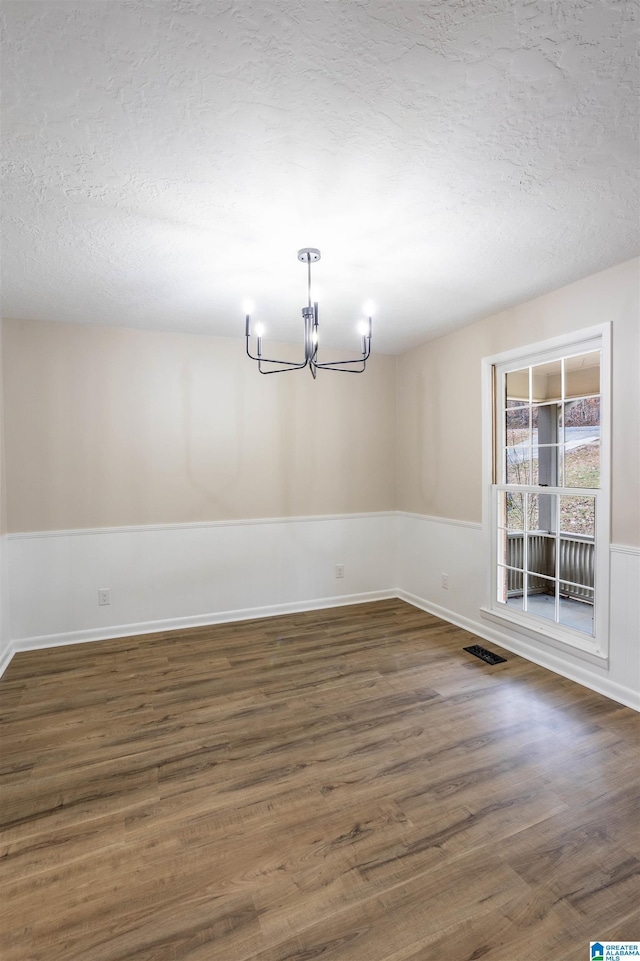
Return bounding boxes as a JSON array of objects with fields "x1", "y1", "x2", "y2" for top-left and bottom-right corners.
[{"x1": 245, "y1": 248, "x2": 372, "y2": 378}]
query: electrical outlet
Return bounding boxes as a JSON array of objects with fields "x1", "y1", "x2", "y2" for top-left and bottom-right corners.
[
  {"x1": 98, "y1": 588, "x2": 111, "y2": 606},
  {"x1": 441, "y1": 573, "x2": 449, "y2": 590},
  {"x1": 335, "y1": 564, "x2": 345, "y2": 579}
]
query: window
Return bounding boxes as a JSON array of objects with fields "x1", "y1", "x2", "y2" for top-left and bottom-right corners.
[{"x1": 483, "y1": 326, "x2": 610, "y2": 661}]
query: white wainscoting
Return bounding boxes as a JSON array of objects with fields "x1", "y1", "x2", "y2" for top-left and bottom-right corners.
[
  {"x1": 0, "y1": 534, "x2": 11, "y2": 676},
  {"x1": 5, "y1": 513, "x2": 396, "y2": 655},
  {"x1": 2, "y1": 512, "x2": 638, "y2": 711},
  {"x1": 396, "y1": 512, "x2": 640, "y2": 712}
]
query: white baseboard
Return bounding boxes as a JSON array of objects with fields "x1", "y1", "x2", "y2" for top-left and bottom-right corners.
[
  {"x1": 397, "y1": 589, "x2": 640, "y2": 713},
  {"x1": 3, "y1": 588, "x2": 638, "y2": 713},
  {"x1": 2, "y1": 511, "x2": 637, "y2": 714},
  {"x1": 0, "y1": 643, "x2": 13, "y2": 678},
  {"x1": 8, "y1": 590, "x2": 396, "y2": 656}
]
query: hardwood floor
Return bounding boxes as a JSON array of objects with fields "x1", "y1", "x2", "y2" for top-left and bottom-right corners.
[{"x1": 1, "y1": 599, "x2": 639, "y2": 960}]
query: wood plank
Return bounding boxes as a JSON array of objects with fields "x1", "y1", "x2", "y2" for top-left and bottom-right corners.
[{"x1": 1, "y1": 599, "x2": 639, "y2": 960}]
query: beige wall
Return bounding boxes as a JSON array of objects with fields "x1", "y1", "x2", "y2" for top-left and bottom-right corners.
[
  {"x1": 396, "y1": 257, "x2": 640, "y2": 547},
  {"x1": 3, "y1": 257, "x2": 638, "y2": 543},
  {"x1": 2, "y1": 320, "x2": 396, "y2": 532}
]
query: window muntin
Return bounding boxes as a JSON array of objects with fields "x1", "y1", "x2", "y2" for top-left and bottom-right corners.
[{"x1": 494, "y1": 345, "x2": 603, "y2": 646}]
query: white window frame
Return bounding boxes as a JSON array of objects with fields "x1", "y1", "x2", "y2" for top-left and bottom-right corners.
[{"x1": 481, "y1": 323, "x2": 611, "y2": 665}]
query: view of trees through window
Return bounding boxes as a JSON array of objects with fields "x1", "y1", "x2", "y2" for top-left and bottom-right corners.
[{"x1": 504, "y1": 368, "x2": 600, "y2": 535}]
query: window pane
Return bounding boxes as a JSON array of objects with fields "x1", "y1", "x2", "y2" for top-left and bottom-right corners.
[
  {"x1": 559, "y1": 537, "x2": 594, "y2": 587},
  {"x1": 559, "y1": 584, "x2": 594, "y2": 635},
  {"x1": 526, "y1": 534, "x2": 556, "y2": 577},
  {"x1": 499, "y1": 491, "x2": 526, "y2": 532},
  {"x1": 535, "y1": 444, "x2": 559, "y2": 488},
  {"x1": 525, "y1": 574, "x2": 556, "y2": 621},
  {"x1": 504, "y1": 532, "x2": 524, "y2": 570},
  {"x1": 506, "y1": 446, "x2": 530, "y2": 484},
  {"x1": 531, "y1": 404, "x2": 539, "y2": 430},
  {"x1": 507, "y1": 567, "x2": 524, "y2": 595},
  {"x1": 497, "y1": 492, "x2": 506, "y2": 529},
  {"x1": 506, "y1": 368, "x2": 529, "y2": 403},
  {"x1": 531, "y1": 446, "x2": 538, "y2": 485},
  {"x1": 564, "y1": 351, "x2": 600, "y2": 399},
  {"x1": 505, "y1": 492, "x2": 524, "y2": 531},
  {"x1": 563, "y1": 397, "x2": 600, "y2": 488},
  {"x1": 498, "y1": 527, "x2": 507, "y2": 565},
  {"x1": 498, "y1": 566, "x2": 524, "y2": 605},
  {"x1": 564, "y1": 397, "x2": 600, "y2": 428},
  {"x1": 540, "y1": 491, "x2": 556, "y2": 534},
  {"x1": 526, "y1": 492, "x2": 540, "y2": 531},
  {"x1": 531, "y1": 358, "x2": 562, "y2": 402},
  {"x1": 535, "y1": 403, "x2": 561, "y2": 481},
  {"x1": 564, "y1": 439, "x2": 600, "y2": 488},
  {"x1": 506, "y1": 406, "x2": 529, "y2": 446},
  {"x1": 559, "y1": 495, "x2": 595, "y2": 537},
  {"x1": 499, "y1": 566, "x2": 523, "y2": 608},
  {"x1": 532, "y1": 401, "x2": 561, "y2": 435},
  {"x1": 505, "y1": 593, "x2": 524, "y2": 612}
]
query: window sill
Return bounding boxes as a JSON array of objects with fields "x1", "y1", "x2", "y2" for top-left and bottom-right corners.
[{"x1": 479, "y1": 605, "x2": 608, "y2": 667}]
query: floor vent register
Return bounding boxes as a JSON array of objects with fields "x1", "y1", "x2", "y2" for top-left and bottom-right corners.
[{"x1": 463, "y1": 644, "x2": 507, "y2": 665}]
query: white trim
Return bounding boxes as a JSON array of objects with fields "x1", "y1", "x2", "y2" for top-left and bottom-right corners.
[
  {"x1": 398, "y1": 590, "x2": 639, "y2": 713},
  {"x1": 3, "y1": 573, "x2": 636, "y2": 712},
  {"x1": 482, "y1": 323, "x2": 612, "y2": 661},
  {"x1": 396, "y1": 511, "x2": 482, "y2": 530},
  {"x1": 9, "y1": 590, "x2": 396, "y2": 655},
  {"x1": 0, "y1": 532, "x2": 9, "y2": 675},
  {"x1": 7, "y1": 511, "x2": 399, "y2": 540},
  {"x1": 1, "y1": 507, "x2": 636, "y2": 712},
  {"x1": 478, "y1": 606, "x2": 606, "y2": 665},
  {"x1": 480, "y1": 322, "x2": 612, "y2": 370},
  {"x1": 0, "y1": 643, "x2": 13, "y2": 678},
  {"x1": 610, "y1": 543, "x2": 640, "y2": 556}
]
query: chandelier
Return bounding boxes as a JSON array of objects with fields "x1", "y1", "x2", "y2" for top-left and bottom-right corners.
[{"x1": 245, "y1": 248, "x2": 372, "y2": 378}]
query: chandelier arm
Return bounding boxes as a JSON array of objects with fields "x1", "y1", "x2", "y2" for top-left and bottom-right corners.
[
  {"x1": 257, "y1": 353, "x2": 310, "y2": 368},
  {"x1": 310, "y1": 302, "x2": 371, "y2": 370},
  {"x1": 312, "y1": 362, "x2": 367, "y2": 372},
  {"x1": 245, "y1": 339, "x2": 262, "y2": 362},
  {"x1": 312, "y1": 343, "x2": 371, "y2": 366},
  {"x1": 246, "y1": 340, "x2": 309, "y2": 367},
  {"x1": 246, "y1": 311, "x2": 311, "y2": 367},
  {"x1": 258, "y1": 360, "x2": 311, "y2": 374}
]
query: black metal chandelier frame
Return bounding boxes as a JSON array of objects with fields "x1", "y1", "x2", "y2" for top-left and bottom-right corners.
[{"x1": 245, "y1": 248, "x2": 372, "y2": 378}]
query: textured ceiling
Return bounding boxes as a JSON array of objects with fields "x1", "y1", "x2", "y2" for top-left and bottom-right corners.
[{"x1": 1, "y1": 0, "x2": 639, "y2": 354}]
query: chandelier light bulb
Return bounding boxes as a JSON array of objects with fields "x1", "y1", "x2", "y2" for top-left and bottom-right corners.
[
  {"x1": 243, "y1": 299, "x2": 255, "y2": 315},
  {"x1": 363, "y1": 299, "x2": 375, "y2": 317},
  {"x1": 254, "y1": 322, "x2": 265, "y2": 338},
  {"x1": 357, "y1": 321, "x2": 369, "y2": 336}
]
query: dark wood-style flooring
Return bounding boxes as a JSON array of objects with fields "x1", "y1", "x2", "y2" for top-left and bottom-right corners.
[{"x1": 1, "y1": 599, "x2": 639, "y2": 960}]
